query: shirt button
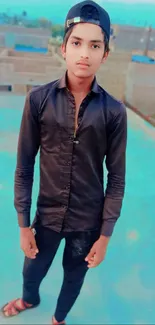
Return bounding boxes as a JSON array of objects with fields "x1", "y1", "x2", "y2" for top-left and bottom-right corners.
[{"x1": 73, "y1": 140, "x2": 79, "y2": 144}]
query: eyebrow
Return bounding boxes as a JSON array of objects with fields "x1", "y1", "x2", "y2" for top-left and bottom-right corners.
[{"x1": 70, "y1": 36, "x2": 103, "y2": 43}]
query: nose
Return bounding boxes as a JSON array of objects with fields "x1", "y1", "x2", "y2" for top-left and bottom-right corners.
[{"x1": 80, "y1": 45, "x2": 89, "y2": 59}]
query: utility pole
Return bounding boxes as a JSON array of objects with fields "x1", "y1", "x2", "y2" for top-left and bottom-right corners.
[{"x1": 144, "y1": 25, "x2": 152, "y2": 57}]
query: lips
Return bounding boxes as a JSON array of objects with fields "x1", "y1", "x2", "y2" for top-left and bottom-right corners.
[{"x1": 77, "y1": 62, "x2": 90, "y2": 67}]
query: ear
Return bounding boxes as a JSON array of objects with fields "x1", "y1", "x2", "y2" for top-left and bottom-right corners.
[
  {"x1": 61, "y1": 43, "x2": 66, "y2": 60},
  {"x1": 101, "y1": 50, "x2": 109, "y2": 64}
]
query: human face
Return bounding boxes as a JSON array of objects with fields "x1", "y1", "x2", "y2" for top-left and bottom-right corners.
[{"x1": 61, "y1": 23, "x2": 108, "y2": 79}]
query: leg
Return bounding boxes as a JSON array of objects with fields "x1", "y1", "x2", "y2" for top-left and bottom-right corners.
[
  {"x1": 22, "y1": 226, "x2": 62, "y2": 305},
  {"x1": 1, "y1": 226, "x2": 62, "y2": 317},
  {"x1": 54, "y1": 230, "x2": 100, "y2": 322}
]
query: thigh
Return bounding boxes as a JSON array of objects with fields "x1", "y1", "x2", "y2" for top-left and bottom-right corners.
[
  {"x1": 23, "y1": 226, "x2": 62, "y2": 279},
  {"x1": 63, "y1": 230, "x2": 100, "y2": 273}
]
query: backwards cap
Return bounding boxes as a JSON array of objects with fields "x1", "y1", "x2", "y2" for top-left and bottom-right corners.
[{"x1": 64, "y1": 0, "x2": 111, "y2": 42}]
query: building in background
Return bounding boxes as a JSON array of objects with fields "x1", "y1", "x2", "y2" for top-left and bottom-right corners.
[
  {"x1": 113, "y1": 25, "x2": 155, "y2": 53},
  {"x1": 0, "y1": 25, "x2": 51, "y2": 50}
]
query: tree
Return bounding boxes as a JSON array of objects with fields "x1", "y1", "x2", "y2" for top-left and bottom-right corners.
[
  {"x1": 51, "y1": 24, "x2": 64, "y2": 38},
  {"x1": 2, "y1": 12, "x2": 9, "y2": 24},
  {"x1": 38, "y1": 17, "x2": 51, "y2": 29},
  {"x1": 12, "y1": 15, "x2": 19, "y2": 25},
  {"x1": 22, "y1": 10, "x2": 27, "y2": 17}
]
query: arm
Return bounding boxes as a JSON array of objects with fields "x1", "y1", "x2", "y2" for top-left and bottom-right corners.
[
  {"x1": 85, "y1": 104, "x2": 127, "y2": 268},
  {"x1": 14, "y1": 91, "x2": 40, "y2": 228},
  {"x1": 101, "y1": 103, "x2": 127, "y2": 237}
]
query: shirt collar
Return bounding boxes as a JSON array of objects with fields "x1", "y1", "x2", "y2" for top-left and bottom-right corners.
[{"x1": 57, "y1": 71, "x2": 101, "y2": 94}]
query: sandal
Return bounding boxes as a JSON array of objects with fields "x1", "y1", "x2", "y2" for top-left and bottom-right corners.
[
  {"x1": 52, "y1": 316, "x2": 66, "y2": 325},
  {"x1": 1, "y1": 298, "x2": 39, "y2": 317}
]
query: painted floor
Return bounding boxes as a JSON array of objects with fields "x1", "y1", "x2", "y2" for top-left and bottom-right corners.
[{"x1": 0, "y1": 95, "x2": 155, "y2": 324}]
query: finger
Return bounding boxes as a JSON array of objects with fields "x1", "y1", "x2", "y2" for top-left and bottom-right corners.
[
  {"x1": 30, "y1": 250, "x2": 37, "y2": 258},
  {"x1": 88, "y1": 261, "x2": 99, "y2": 268},
  {"x1": 24, "y1": 248, "x2": 37, "y2": 259},
  {"x1": 86, "y1": 254, "x2": 96, "y2": 264},
  {"x1": 21, "y1": 243, "x2": 35, "y2": 259},
  {"x1": 25, "y1": 252, "x2": 35, "y2": 259},
  {"x1": 29, "y1": 247, "x2": 38, "y2": 258},
  {"x1": 90, "y1": 257, "x2": 95, "y2": 261},
  {"x1": 88, "y1": 259, "x2": 96, "y2": 266},
  {"x1": 88, "y1": 255, "x2": 99, "y2": 267},
  {"x1": 87, "y1": 257, "x2": 95, "y2": 265},
  {"x1": 31, "y1": 239, "x2": 39, "y2": 253},
  {"x1": 85, "y1": 249, "x2": 95, "y2": 261},
  {"x1": 30, "y1": 248, "x2": 38, "y2": 256},
  {"x1": 26, "y1": 253, "x2": 36, "y2": 259},
  {"x1": 88, "y1": 264, "x2": 96, "y2": 268}
]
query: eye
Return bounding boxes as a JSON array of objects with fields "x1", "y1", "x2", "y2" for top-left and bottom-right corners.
[
  {"x1": 92, "y1": 44, "x2": 100, "y2": 49},
  {"x1": 72, "y1": 41, "x2": 80, "y2": 46}
]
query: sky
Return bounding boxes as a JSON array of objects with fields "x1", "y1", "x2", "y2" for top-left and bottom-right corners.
[
  {"x1": 0, "y1": 0, "x2": 154, "y2": 2},
  {"x1": 1, "y1": 0, "x2": 155, "y2": 6},
  {"x1": 0, "y1": 0, "x2": 155, "y2": 26},
  {"x1": 0, "y1": 0, "x2": 155, "y2": 3}
]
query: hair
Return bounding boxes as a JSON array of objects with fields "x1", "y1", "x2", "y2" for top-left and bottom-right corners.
[{"x1": 63, "y1": 24, "x2": 110, "y2": 56}]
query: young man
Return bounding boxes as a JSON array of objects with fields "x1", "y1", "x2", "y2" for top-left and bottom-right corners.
[{"x1": 1, "y1": 0, "x2": 127, "y2": 323}]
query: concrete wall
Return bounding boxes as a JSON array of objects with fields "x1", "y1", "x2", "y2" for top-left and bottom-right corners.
[
  {"x1": 0, "y1": 25, "x2": 50, "y2": 36},
  {"x1": 0, "y1": 45, "x2": 155, "y2": 124},
  {"x1": 0, "y1": 25, "x2": 50, "y2": 48},
  {"x1": 0, "y1": 48, "x2": 8, "y2": 56},
  {"x1": 15, "y1": 35, "x2": 49, "y2": 48},
  {"x1": 0, "y1": 33, "x2": 5, "y2": 47},
  {"x1": 0, "y1": 66, "x2": 65, "y2": 88},
  {"x1": 97, "y1": 51, "x2": 132, "y2": 100},
  {"x1": 12, "y1": 84, "x2": 27, "y2": 94},
  {"x1": 0, "y1": 48, "x2": 132, "y2": 99},
  {"x1": 114, "y1": 25, "x2": 155, "y2": 52},
  {"x1": 132, "y1": 49, "x2": 155, "y2": 59},
  {"x1": 0, "y1": 55, "x2": 63, "y2": 73},
  {"x1": 1, "y1": 24, "x2": 155, "y2": 52},
  {"x1": 8, "y1": 49, "x2": 50, "y2": 57},
  {"x1": 124, "y1": 62, "x2": 155, "y2": 116},
  {"x1": 0, "y1": 47, "x2": 65, "y2": 92}
]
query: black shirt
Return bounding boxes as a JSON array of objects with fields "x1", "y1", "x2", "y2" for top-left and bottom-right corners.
[{"x1": 14, "y1": 72, "x2": 127, "y2": 237}]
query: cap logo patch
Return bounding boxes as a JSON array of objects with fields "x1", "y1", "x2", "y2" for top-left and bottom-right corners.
[{"x1": 66, "y1": 17, "x2": 81, "y2": 28}]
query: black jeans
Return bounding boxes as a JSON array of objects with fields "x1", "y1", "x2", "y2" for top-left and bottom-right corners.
[{"x1": 22, "y1": 225, "x2": 100, "y2": 322}]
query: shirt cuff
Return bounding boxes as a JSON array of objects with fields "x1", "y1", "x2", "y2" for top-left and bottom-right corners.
[
  {"x1": 100, "y1": 220, "x2": 116, "y2": 237},
  {"x1": 18, "y1": 213, "x2": 30, "y2": 228}
]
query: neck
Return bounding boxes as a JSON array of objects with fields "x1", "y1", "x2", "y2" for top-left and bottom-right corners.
[{"x1": 67, "y1": 70, "x2": 94, "y2": 95}]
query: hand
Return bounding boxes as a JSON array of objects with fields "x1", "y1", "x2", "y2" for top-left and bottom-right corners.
[
  {"x1": 85, "y1": 235, "x2": 110, "y2": 268},
  {"x1": 20, "y1": 227, "x2": 39, "y2": 259}
]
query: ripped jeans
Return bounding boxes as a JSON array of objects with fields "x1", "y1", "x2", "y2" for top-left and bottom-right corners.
[{"x1": 22, "y1": 226, "x2": 100, "y2": 322}]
